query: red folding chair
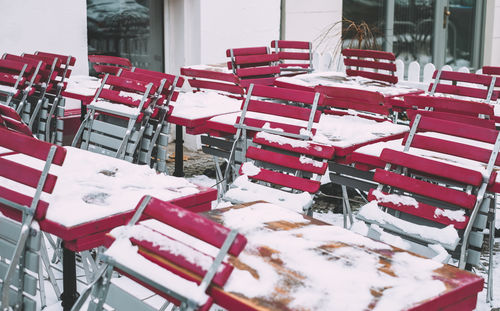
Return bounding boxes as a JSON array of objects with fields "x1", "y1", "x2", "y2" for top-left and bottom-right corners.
[
  {"x1": 271, "y1": 40, "x2": 313, "y2": 75},
  {"x1": 0, "y1": 103, "x2": 33, "y2": 136},
  {"x1": 71, "y1": 195, "x2": 247, "y2": 311},
  {"x1": 88, "y1": 54, "x2": 132, "y2": 76},
  {"x1": 226, "y1": 46, "x2": 280, "y2": 87},
  {"x1": 0, "y1": 128, "x2": 66, "y2": 310},
  {"x1": 342, "y1": 48, "x2": 398, "y2": 84}
]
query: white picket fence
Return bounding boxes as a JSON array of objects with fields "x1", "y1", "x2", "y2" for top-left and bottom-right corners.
[{"x1": 311, "y1": 51, "x2": 479, "y2": 90}]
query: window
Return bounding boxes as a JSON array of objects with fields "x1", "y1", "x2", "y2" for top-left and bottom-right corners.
[{"x1": 87, "y1": 0, "x2": 164, "y2": 73}]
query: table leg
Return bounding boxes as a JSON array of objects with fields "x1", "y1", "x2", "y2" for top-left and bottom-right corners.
[
  {"x1": 80, "y1": 101, "x2": 87, "y2": 122},
  {"x1": 61, "y1": 245, "x2": 79, "y2": 311},
  {"x1": 173, "y1": 124, "x2": 185, "y2": 177}
]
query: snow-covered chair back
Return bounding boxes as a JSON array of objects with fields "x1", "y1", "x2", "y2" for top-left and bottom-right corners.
[
  {"x1": 271, "y1": 40, "x2": 313, "y2": 75},
  {"x1": 356, "y1": 112, "x2": 499, "y2": 300},
  {"x1": 0, "y1": 128, "x2": 66, "y2": 310},
  {"x1": 72, "y1": 195, "x2": 247, "y2": 311}
]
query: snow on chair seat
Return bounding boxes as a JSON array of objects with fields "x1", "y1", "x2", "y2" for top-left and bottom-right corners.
[
  {"x1": 224, "y1": 132, "x2": 334, "y2": 215},
  {"x1": 355, "y1": 112, "x2": 500, "y2": 302},
  {"x1": 72, "y1": 195, "x2": 247, "y2": 311},
  {"x1": 0, "y1": 127, "x2": 66, "y2": 310}
]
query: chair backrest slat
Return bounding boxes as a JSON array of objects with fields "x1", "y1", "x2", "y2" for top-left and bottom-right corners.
[{"x1": 342, "y1": 48, "x2": 398, "y2": 84}]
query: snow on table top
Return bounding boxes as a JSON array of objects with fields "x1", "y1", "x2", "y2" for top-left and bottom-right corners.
[
  {"x1": 208, "y1": 110, "x2": 312, "y2": 130},
  {"x1": 0, "y1": 84, "x2": 18, "y2": 95},
  {"x1": 64, "y1": 75, "x2": 101, "y2": 97},
  {"x1": 2, "y1": 147, "x2": 200, "y2": 227},
  {"x1": 277, "y1": 71, "x2": 420, "y2": 96},
  {"x1": 313, "y1": 114, "x2": 408, "y2": 148},
  {"x1": 170, "y1": 91, "x2": 242, "y2": 120},
  {"x1": 217, "y1": 202, "x2": 448, "y2": 311}
]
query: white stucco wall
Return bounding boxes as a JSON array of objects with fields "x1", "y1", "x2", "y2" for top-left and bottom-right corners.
[
  {"x1": 283, "y1": 0, "x2": 342, "y2": 53},
  {"x1": 0, "y1": 0, "x2": 89, "y2": 75},
  {"x1": 198, "y1": 0, "x2": 281, "y2": 65},
  {"x1": 483, "y1": 0, "x2": 500, "y2": 66}
]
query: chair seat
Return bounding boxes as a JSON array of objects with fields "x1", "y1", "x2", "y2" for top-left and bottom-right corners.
[
  {"x1": 223, "y1": 175, "x2": 313, "y2": 214},
  {"x1": 357, "y1": 201, "x2": 460, "y2": 250}
]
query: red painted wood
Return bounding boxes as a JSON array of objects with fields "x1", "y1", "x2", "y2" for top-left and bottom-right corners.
[
  {"x1": 236, "y1": 66, "x2": 280, "y2": 77},
  {"x1": 345, "y1": 69, "x2": 399, "y2": 84},
  {"x1": 35, "y1": 51, "x2": 76, "y2": 66},
  {"x1": 246, "y1": 146, "x2": 327, "y2": 175},
  {"x1": 251, "y1": 84, "x2": 321, "y2": 105},
  {"x1": 142, "y1": 197, "x2": 247, "y2": 256},
  {"x1": 181, "y1": 67, "x2": 241, "y2": 84},
  {"x1": 0, "y1": 116, "x2": 32, "y2": 136},
  {"x1": 277, "y1": 51, "x2": 310, "y2": 61},
  {"x1": 22, "y1": 53, "x2": 62, "y2": 68},
  {"x1": 234, "y1": 54, "x2": 279, "y2": 66},
  {"x1": 404, "y1": 95, "x2": 494, "y2": 117},
  {"x1": 240, "y1": 77, "x2": 277, "y2": 88},
  {"x1": 342, "y1": 48, "x2": 396, "y2": 61},
  {"x1": 246, "y1": 99, "x2": 320, "y2": 122},
  {"x1": 412, "y1": 115, "x2": 499, "y2": 144},
  {"x1": 280, "y1": 63, "x2": 310, "y2": 68},
  {"x1": 404, "y1": 133, "x2": 500, "y2": 167},
  {"x1": 0, "y1": 59, "x2": 31, "y2": 73},
  {"x1": 242, "y1": 166, "x2": 321, "y2": 193},
  {"x1": 406, "y1": 109, "x2": 496, "y2": 129},
  {"x1": 373, "y1": 169, "x2": 477, "y2": 209},
  {"x1": 432, "y1": 70, "x2": 494, "y2": 86},
  {"x1": 238, "y1": 117, "x2": 317, "y2": 136},
  {"x1": 132, "y1": 67, "x2": 185, "y2": 88},
  {"x1": 0, "y1": 128, "x2": 66, "y2": 164},
  {"x1": 105, "y1": 75, "x2": 154, "y2": 93},
  {"x1": 130, "y1": 236, "x2": 234, "y2": 287},
  {"x1": 88, "y1": 54, "x2": 132, "y2": 67},
  {"x1": 98, "y1": 89, "x2": 151, "y2": 108},
  {"x1": 0, "y1": 185, "x2": 49, "y2": 222},
  {"x1": 344, "y1": 58, "x2": 397, "y2": 72},
  {"x1": 429, "y1": 83, "x2": 496, "y2": 101},
  {"x1": 271, "y1": 40, "x2": 311, "y2": 49},
  {"x1": 226, "y1": 47, "x2": 269, "y2": 57},
  {"x1": 253, "y1": 135, "x2": 334, "y2": 159},
  {"x1": 482, "y1": 66, "x2": 500, "y2": 75},
  {"x1": 380, "y1": 149, "x2": 483, "y2": 186},
  {"x1": 188, "y1": 79, "x2": 245, "y2": 96},
  {"x1": 315, "y1": 85, "x2": 390, "y2": 115},
  {"x1": 0, "y1": 157, "x2": 58, "y2": 192},
  {"x1": 368, "y1": 189, "x2": 469, "y2": 229}
]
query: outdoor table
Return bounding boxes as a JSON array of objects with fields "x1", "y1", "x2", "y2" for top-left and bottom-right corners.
[
  {"x1": 2, "y1": 146, "x2": 217, "y2": 310},
  {"x1": 61, "y1": 75, "x2": 101, "y2": 121},
  {"x1": 136, "y1": 201, "x2": 484, "y2": 310}
]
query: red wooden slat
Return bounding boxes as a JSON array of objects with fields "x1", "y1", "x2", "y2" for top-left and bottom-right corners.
[
  {"x1": 380, "y1": 149, "x2": 483, "y2": 186},
  {"x1": 0, "y1": 186, "x2": 50, "y2": 221},
  {"x1": 0, "y1": 59, "x2": 30, "y2": 73},
  {"x1": 251, "y1": 84, "x2": 321, "y2": 105},
  {"x1": 181, "y1": 67, "x2": 241, "y2": 84},
  {"x1": 253, "y1": 134, "x2": 334, "y2": 159},
  {"x1": 0, "y1": 128, "x2": 66, "y2": 164},
  {"x1": 3, "y1": 54, "x2": 45, "y2": 69},
  {"x1": 120, "y1": 70, "x2": 169, "y2": 89},
  {"x1": 0, "y1": 73, "x2": 21, "y2": 86},
  {"x1": 226, "y1": 47, "x2": 269, "y2": 57},
  {"x1": 246, "y1": 146, "x2": 327, "y2": 175},
  {"x1": 238, "y1": 117, "x2": 316, "y2": 136},
  {"x1": 344, "y1": 58, "x2": 397, "y2": 72},
  {"x1": 236, "y1": 66, "x2": 280, "y2": 77},
  {"x1": 133, "y1": 68, "x2": 185, "y2": 88},
  {"x1": 482, "y1": 66, "x2": 500, "y2": 75},
  {"x1": 88, "y1": 55, "x2": 132, "y2": 67},
  {"x1": 433, "y1": 70, "x2": 494, "y2": 86},
  {"x1": 278, "y1": 51, "x2": 310, "y2": 61},
  {"x1": 271, "y1": 40, "x2": 311, "y2": 49},
  {"x1": 240, "y1": 77, "x2": 277, "y2": 88},
  {"x1": 373, "y1": 169, "x2": 477, "y2": 209},
  {"x1": 234, "y1": 54, "x2": 279, "y2": 65},
  {"x1": 404, "y1": 95, "x2": 494, "y2": 116},
  {"x1": 342, "y1": 48, "x2": 396, "y2": 61},
  {"x1": 413, "y1": 115, "x2": 499, "y2": 144},
  {"x1": 280, "y1": 64, "x2": 310, "y2": 68},
  {"x1": 142, "y1": 197, "x2": 247, "y2": 256},
  {"x1": 247, "y1": 99, "x2": 319, "y2": 122},
  {"x1": 23, "y1": 53, "x2": 62, "y2": 69},
  {"x1": 345, "y1": 69, "x2": 398, "y2": 84},
  {"x1": 188, "y1": 79, "x2": 245, "y2": 96},
  {"x1": 430, "y1": 83, "x2": 495, "y2": 100},
  {"x1": 0, "y1": 157, "x2": 58, "y2": 193},
  {"x1": 93, "y1": 65, "x2": 122, "y2": 75},
  {"x1": 404, "y1": 133, "x2": 500, "y2": 167},
  {"x1": 131, "y1": 236, "x2": 233, "y2": 287},
  {"x1": 243, "y1": 166, "x2": 321, "y2": 193},
  {"x1": 315, "y1": 85, "x2": 390, "y2": 115},
  {"x1": 367, "y1": 190, "x2": 469, "y2": 229},
  {"x1": 35, "y1": 51, "x2": 76, "y2": 66},
  {"x1": 105, "y1": 75, "x2": 154, "y2": 93},
  {"x1": 98, "y1": 89, "x2": 150, "y2": 108},
  {"x1": 406, "y1": 109, "x2": 495, "y2": 129}
]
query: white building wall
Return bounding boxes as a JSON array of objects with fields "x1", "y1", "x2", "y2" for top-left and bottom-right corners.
[
  {"x1": 198, "y1": 0, "x2": 281, "y2": 65},
  {"x1": 0, "y1": 0, "x2": 89, "y2": 75},
  {"x1": 483, "y1": 0, "x2": 500, "y2": 66},
  {"x1": 283, "y1": 0, "x2": 342, "y2": 53}
]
